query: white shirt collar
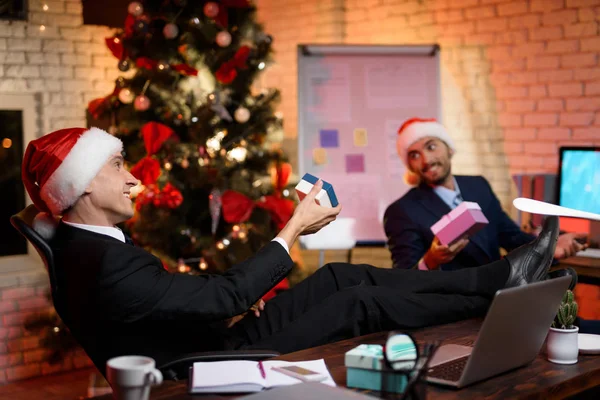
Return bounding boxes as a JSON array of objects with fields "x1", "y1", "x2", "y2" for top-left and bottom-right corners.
[{"x1": 62, "y1": 220, "x2": 126, "y2": 243}]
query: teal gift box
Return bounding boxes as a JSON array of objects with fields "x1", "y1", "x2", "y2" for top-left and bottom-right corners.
[{"x1": 344, "y1": 344, "x2": 408, "y2": 393}]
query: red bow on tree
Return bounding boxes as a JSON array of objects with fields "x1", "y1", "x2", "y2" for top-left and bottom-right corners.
[
  {"x1": 136, "y1": 57, "x2": 158, "y2": 70},
  {"x1": 221, "y1": 191, "x2": 294, "y2": 230},
  {"x1": 141, "y1": 122, "x2": 176, "y2": 155},
  {"x1": 215, "y1": 46, "x2": 251, "y2": 84},
  {"x1": 88, "y1": 85, "x2": 121, "y2": 119},
  {"x1": 129, "y1": 122, "x2": 176, "y2": 185},
  {"x1": 124, "y1": 14, "x2": 136, "y2": 38},
  {"x1": 130, "y1": 157, "x2": 161, "y2": 185},
  {"x1": 172, "y1": 63, "x2": 199, "y2": 76},
  {"x1": 105, "y1": 37, "x2": 125, "y2": 60},
  {"x1": 214, "y1": 0, "x2": 251, "y2": 28},
  {"x1": 136, "y1": 58, "x2": 199, "y2": 76},
  {"x1": 271, "y1": 162, "x2": 292, "y2": 192}
]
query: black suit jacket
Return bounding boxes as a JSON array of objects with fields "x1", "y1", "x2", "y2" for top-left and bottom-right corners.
[
  {"x1": 49, "y1": 222, "x2": 293, "y2": 374},
  {"x1": 383, "y1": 175, "x2": 535, "y2": 270}
]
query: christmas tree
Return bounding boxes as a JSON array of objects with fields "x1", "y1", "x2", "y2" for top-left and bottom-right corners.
[
  {"x1": 26, "y1": 0, "x2": 298, "y2": 361},
  {"x1": 88, "y1": 0, "x2": 296, "y2": 280}
]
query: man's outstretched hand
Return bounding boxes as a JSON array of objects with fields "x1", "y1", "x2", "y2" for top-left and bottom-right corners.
[
  {"x1": 276, "y1": 179, "x2": 342, "y2": 248},
  {"x1": 423, "y1": 236, "x2": 469, "y2": 270}
]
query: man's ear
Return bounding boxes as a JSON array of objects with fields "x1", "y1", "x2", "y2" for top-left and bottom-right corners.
[{"x1": 449, "y1": 148, "x2": 455, "y2": 158}]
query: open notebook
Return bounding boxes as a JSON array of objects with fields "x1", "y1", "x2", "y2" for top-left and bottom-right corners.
[{"x1": 188, "y1": 359, "x2": 335, "y2": 393}]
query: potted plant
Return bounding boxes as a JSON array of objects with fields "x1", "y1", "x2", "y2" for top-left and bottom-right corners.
[{"x1": 547, "y1": 290, "x2": 579, "y2": 364}]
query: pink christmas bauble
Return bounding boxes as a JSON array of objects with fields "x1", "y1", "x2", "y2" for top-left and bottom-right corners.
[
  {"x1": 128, "y1": 2, "x2": 144, "y2": 17},
  {"x1": 163, "y1": 23, "x2": 179, "y2": 39},
  {"x1": 134, "y1": 95, "x2": 151, "y2": 111},
  {"x1": 203, "y1": 2, "x2": 219, "y2": 18},
  {"x1": 118, "y1": 88, "x2": 135, "y2": 104},
  {"x1": 216, "y1": 31, "x2": 232, "y2": 47}
]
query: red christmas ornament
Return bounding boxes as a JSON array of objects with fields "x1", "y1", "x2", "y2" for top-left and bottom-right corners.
[
  {"x1": 203, "y1": 2, "x2": 219, "y2": 18},
  {"x1": 155, "y1": 183, "x2": 183, "y2": 209},
  {"x1": 135, "y1": 184, "x2": 160, "y2": 211},
  {"x1": 134, "y1": 95, "x2": 151, "y2": 111}
]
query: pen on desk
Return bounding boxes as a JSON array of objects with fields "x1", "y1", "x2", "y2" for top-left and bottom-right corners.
[{"x1": 258, "y1": 361, "x2": 266, "y2": 379}]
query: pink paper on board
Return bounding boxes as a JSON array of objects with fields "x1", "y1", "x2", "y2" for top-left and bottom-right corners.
[
  {"x1": 431, "y1": 202, "x2": 489, "y2": 246},
  {"x1": 345, "y1": 154, "x2": 365, "y2": 173}
]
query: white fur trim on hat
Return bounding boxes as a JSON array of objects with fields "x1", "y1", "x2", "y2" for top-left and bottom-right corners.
[
  {"x1": 40, "y1": 127, "x2": 123, "y2": 215},
  {"x1": 396, "y1": 121, "x2": 455, "y2": 166}
]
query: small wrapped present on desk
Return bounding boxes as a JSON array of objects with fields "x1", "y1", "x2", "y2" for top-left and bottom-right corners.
[
  {"x1": 430, "y1": 201, "x2": 489, "y2": 246},
  {"x1": 344, "y1": 344, "x2": 408, "y2": 393}
]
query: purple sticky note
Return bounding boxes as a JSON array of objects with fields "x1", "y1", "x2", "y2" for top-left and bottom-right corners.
[
  {"x1": 320, "y1": 129, "x2": 339, "y2": 148},
  {"x1": 345, "y1": 154, "x2": 365, "y2": 173}
]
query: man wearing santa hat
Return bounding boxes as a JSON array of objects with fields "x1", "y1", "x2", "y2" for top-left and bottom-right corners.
[
  {"x1": 384, "y1": 118, "x2": 585, "y2": 272},
  {"x1": 22, "y1": 126, "x2": 564, "y2": 376}
]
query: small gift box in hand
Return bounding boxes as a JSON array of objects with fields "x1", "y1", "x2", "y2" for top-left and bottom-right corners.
[
  {"x1": 295, "y1": 173, "x2": 339, "y2": 208},
  {"x1": 431, "y1": 202, "x2": 489, "y2": 246}
]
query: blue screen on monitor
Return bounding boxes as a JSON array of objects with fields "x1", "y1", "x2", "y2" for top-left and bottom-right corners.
[{"x1": 559, "y1": 148, "x2": 600, "y2": 214}]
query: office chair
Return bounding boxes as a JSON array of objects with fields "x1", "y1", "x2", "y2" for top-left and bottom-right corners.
[{"x1": 10, "y1": 205, "x2": 279, "y2": 381}]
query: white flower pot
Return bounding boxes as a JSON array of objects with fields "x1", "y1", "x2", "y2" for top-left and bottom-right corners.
[{"x1": 547, "y1": 326, "x2": 579, "y2": 364}]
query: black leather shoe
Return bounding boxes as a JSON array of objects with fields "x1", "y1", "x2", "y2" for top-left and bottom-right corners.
[
  {"x1": 504, "y1": 215, "x2": 559, "y2": 288},
  {"x1": 547, "y1": 267, "x2": 578, "y2": 291}
]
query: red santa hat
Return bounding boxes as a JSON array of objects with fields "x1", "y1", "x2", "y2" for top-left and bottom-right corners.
[
  {"x1": 22, "y1": 127, "x2": 123, "y2": 237},
  {"x1": 396, "y1": 118, "x2": 456, "y2": 185}
]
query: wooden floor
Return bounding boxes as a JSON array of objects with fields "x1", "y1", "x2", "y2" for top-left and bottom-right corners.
[{"x1": 0, "y1": 367, "x2": 103, "y2": 400}]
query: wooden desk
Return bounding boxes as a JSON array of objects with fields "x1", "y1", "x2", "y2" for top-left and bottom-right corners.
[
  {"x1": 557, "y1": 255, "x2": 600, "y2": 284},
  {"x1": 92, "y1": 319, "x2": 600, "y2": 400}
]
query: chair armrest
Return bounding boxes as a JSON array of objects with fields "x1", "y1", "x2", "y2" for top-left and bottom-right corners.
[{"x1": 158, "y1": 350, "x2": 280, "y2": 381}]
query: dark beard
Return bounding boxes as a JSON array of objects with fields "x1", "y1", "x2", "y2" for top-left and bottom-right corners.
[{"x1": 424, "y1": 166, "x2": 452, "y2": 186}]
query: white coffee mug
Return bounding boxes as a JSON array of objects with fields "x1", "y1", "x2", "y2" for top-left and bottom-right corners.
[{"x1": 106, "y1": 355, "x2": 163, "y2": 400}]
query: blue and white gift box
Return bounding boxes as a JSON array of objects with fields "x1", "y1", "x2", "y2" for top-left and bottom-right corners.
[
  {"x1": 294, "y1": 173, "x2": 339, "y2": 208},
  {"x1": 344, "y1": 344, "x2": 409, "y2": 393}
]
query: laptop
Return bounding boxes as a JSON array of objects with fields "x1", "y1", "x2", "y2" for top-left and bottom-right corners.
[{"x1": 425, "y1": 276, "x2": 571, "y2": 388}]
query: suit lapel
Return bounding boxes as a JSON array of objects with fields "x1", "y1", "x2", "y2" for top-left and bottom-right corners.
[
  {"x1": 455, "y1": 176, "x2": 493, "y2": 260},
  {"x1": 415, "y1": 183, "x2": 451, "y2": 220}
]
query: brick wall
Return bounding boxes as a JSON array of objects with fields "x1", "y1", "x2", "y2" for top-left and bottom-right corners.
[
  {"x1": 0, "y1": 0, "x2": 116, "y2": 135},
  {"x1": 0, "y1": 0, "x2": 111, "y2": 383},
  {"x1": 1, "y1": 0, "x2": 598, "y2": 383},
  {"x1": 0, "y1": 266, "x2": 92, "y2": 384},
  {"x1": 256, "y1": 0, "x2": 600, "y2": 206}
]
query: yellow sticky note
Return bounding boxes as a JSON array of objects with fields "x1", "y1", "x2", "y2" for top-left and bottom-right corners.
[
  {"x1": 353, "y1": 128, "x2": 368, "y2": 147},
  {"x1": 313, "y1": 148, "x2": 328, "y2": 165}
]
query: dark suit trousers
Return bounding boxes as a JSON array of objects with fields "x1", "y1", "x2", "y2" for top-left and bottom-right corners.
[{"x1": 229, "y1": 259, "x2": 509, "y2": 354}]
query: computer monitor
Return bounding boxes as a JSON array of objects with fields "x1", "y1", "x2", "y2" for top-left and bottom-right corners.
[{"x1": 557, "y1": 146, "x2": 600, "y2": 214}]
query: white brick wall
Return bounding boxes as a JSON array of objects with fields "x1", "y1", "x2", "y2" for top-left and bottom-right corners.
[
  {"x1": 0, "y1": 0, "x2": 115, "y2": 135},
  {"x1": 0, "y1": 0, "x2": 111, "y2": 383}
]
